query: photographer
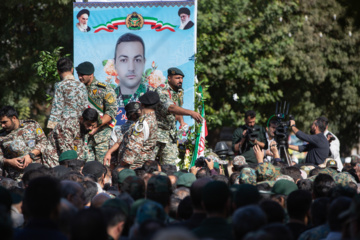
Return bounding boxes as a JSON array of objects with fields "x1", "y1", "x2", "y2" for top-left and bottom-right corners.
[
  {"x1": 264, "y1": 120, "x2": 279, "y2": 162},
  {"x1": 288, "y1": 117, "x2": 329, "y2": 165},
  {"x1": 190, "y1": 157, "x2": 219, "y2": 178},
  {"x1": 232, "y1": 110, "x2": 267, "y2": 164}
]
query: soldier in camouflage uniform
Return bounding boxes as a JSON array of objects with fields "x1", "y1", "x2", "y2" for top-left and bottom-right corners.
[
  {"x1": 44, "y1": 108, "x2": 99, "y2": 167},
  {"x1": 109, "y1": 91, "x2": 159, "y2": 169},
  {"x1": 76, "y1": 62, "x2": 117, "y2": 164},
  {"x1": 47, "y1": 57, "x2": 88, "y2": 129},
  {"x1": 0, "y1": 106, "x2": 48, "y2": 180},
  {"x1": 107, "y1": 102, "x2": 141, "y2": 167},
  {"x1": 154, "y1": 68, "x2": 202, "y2": 165}
]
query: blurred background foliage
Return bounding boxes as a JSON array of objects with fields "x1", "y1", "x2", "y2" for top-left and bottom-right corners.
[{"x1": 0, "y1": 0, "x2": 359, "y2": 155}]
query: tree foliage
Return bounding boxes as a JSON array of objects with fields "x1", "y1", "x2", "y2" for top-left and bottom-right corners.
[{"x1": 197, "y1": 0, "x2": 360, "y2": 153}]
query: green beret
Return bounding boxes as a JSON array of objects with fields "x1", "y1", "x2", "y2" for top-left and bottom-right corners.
[
  {"x1": 136, "y1": 200, "x2": 166, "y2": 224},
  {"x1": 139, "y1": 91, "x2": 160, "y2": 105},
  {"x1": 173, "y1": 171, "x2": 185, "y2": 178},
  {"x1": 118, "y1": 169, "x2": 136, "y2": 184},
  {"x1": 271, "y1": 179, "x2": 298, "y2": 196},
  {"x1": 75, "y1": 61, "x2": 95, "y2": 75},
  {"x1": 59, "y1": 150, "x2": 78, "y2": 162},
  {"x1": 147, "y1": 175, "x2": 171, "y2": 194},
  {"x1": 167, "y1": 67, "x2": 184, "y2": 77},
  {"x1": 177, "y1": 173, "x2": 196, "y2": 188},
  {"x1": 102, "y1": 198, "x2": 129, "y2": 217}
]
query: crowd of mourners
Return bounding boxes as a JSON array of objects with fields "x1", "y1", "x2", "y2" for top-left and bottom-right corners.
[{"x1": 1, "y1": 149, "x2": 360, "y2": 240}]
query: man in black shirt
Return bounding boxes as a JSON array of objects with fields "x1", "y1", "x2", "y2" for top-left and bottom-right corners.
[
  {"x1": 232, "y1": 110, "x2": 267, "y2": 164},
  {"x1": 288, "y1": 117, "x2": 329, "y2": 165}
]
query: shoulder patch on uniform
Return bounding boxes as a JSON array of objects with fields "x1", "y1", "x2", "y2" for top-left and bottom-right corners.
[
  {"x1": 36, "y1": 128, "x2": 43, "y2": 135},
  {"x1": 97, "y1": 82, "x2": 107, "y2": 88},
  {"x1": 105, "y1": 93, "x2": 115, "y2": 104}
]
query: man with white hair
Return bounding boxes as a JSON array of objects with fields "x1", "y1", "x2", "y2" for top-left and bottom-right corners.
[
  {"x1": 178, "y1": 7, "x2": 194, "y2": 30},
  {"x1": 76, "y1": 9, "x2": 91, "y2": 32}
]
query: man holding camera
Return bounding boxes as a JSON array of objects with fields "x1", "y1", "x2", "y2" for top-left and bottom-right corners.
[
  {"x1": 232, "y1": 110, "x2": 267, "y2": 164},
  {"x1": 288, "y1": 117, "x2": 329, "y2": 165}
]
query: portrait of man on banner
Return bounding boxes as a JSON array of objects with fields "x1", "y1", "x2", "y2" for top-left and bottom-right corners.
[{"x1": 113, "y1": 33, "x2": 149, "y2": 108}]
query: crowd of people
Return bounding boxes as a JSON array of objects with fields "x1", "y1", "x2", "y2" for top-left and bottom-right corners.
[{"x1": 1, "y1": 57, "x2": 360, "y2": 240}]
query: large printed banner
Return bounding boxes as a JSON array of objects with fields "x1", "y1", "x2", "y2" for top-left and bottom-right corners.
[{"x1": 73, "y1": 1, "x2": 196, "y2": 126}]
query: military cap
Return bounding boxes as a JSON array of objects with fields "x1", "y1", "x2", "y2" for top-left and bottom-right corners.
[
  {"x1": 125, "y1": 102, "x2": 141, "y2": 113},
  {"x1": 173, "y1": 171, "x2": 185, "y2": 178},
  {"x1": 326, "y1": 159, "x2": 337, "y2": 169},
  {"x1": 271, "y1": 179, "x2": 298, "y2": 196},
  {"x1": 233, "y1": 155, "x2": 246, "y2": 166},
  {"x1": 334, "y1": 172, "x2": 357, "y2": 187},
  {"x1": 275, "y1": 174, "x2": 295, "y2": 183},
  {"x1": 118, "y1": 169, "x2": 136, "y2": 184},
  {"x1": 102, "y1": 198, "x2": 129, "y2": 217},
  {"x1": 213, "y1": 162, "x2": 220, "y2": 169},
  {"x1": 256, "y1": 162, "x2": 279, "y2": 182},
  {"x1": 139, "y1": 91, "x2": 160, "y2": 105},
  {"x1": 77, "y1": 9, "x2": 90, "y2": 19},
  {"x1": 178, "y1": 7, "x2": 190, "y2": 16},
  {"x1": 318, "y1": 168, "x2": 337, "y2": 178},
  {"x1": 152, "y1": 171, "x2": 167, "y2": 176},
  {"x1": 206, "y1": 153, "x2": 227, "y2": 165},
  {"x1": 75, "y1": 61, "x2": 95, "y2": 75},
  {"x1": 135, "y1": 200, "x2": 166, "y2": 224},
  {"x1": 167, "y1": 67, "x2": 184, "y2": 77},
  {"x1": 59, "y1": 150, "x2": 78, "y2": 162},
  {"x1": 239, "y1": 167, "x2": 257, "y2": 186},
  {"x1": 256, "y1": 180, "x2": 275, "y2": 188},
  {"x1": 147, "y1": 175, "x2": 172, "y2": 194},
  {"x1": 177, "y1": 173, "x2": 196, "y2": 188}
]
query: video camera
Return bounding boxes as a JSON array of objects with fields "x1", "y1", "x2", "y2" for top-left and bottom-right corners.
[
  {"x1": 272, "y1": 101, "x2": 294, "y2": 165},
  {"x1": 194, "y1": 156, "x2": 211, "y2": 168},
  {"x1": 244, "y1": 125, "x2": 260, "y2": 141}
]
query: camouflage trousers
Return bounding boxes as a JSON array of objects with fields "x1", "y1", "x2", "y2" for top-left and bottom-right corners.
[
  {"x1": 155, "y1": 128, "x2": 178, "y2": 165},
  {"x1": 88, "y1": 126, "x2": 112, "y2": 164}
]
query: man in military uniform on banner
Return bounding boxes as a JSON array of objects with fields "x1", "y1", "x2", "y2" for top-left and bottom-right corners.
[
  {"x1": 44, "y1": 108, "x2": 100, "y2": 166},
  {"x1": 105, "y1": 91, "x2": 159, "y2": 169},
  {"x1": 76, "y1": 61, "x2": 118, "y2": 163},
  {"x1": 154, "y1": 68, "x2": 202, "y2": 165},
  {"x1": 0, "y1": 106, "x2": 48, "y2": 180},
  {"x1": 47, "y1": 57, "x2": 88, "y2": 129}
]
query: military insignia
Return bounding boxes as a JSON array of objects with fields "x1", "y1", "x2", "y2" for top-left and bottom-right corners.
[
  {"x1": 93, "y1": 89, "x2": 97, "y2": 95},
  {"x1": 36, "y1": 128, "x2": 43, "y2": 135},
  {"x1": 171, "y1": 70, "x2": 175, "y2": 74},
  {"x1": 97, "y1": 82, "x2": 106, "y2": 88},
  {"x1": 126, "y1": 12, "x2": 144, "y2": 30},
  {"x1": 105, "y1": 93, "x2": 115, "y2": 104},
  {"x1": 28, "y1": 140, "x2": 35, "y2": 148},
  {"x1": 20, "y1": 123, "x2": 24, "y2": 127},
  {"x1": 74, "y1": 146, "x2": 78, "y2": 151}
]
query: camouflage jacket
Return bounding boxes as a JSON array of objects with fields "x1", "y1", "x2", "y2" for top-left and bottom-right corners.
[
  {"x1": 118, "y1": 111, "x2": 158, "y2": 168},
  {"x1": 155, "y1": 83, "x2": 183, "y2": 134},
  {"x1": 109, "y1": 120, "x2": 135, "y2": 148},
  {"x1": 47, "y1": 74, "x2": 88, "y2": 129},
  {"x1": 45, "y1": 118, "x2": 89, "y2": 166},
  {"x1": 87, "y1": 78, "x2": 117, "y2": 126},
  {"x1": 0, "y1": 120, "x2": 48, "y2": 168}
]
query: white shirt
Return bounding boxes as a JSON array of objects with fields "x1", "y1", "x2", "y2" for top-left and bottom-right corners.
[{"x1": 324, "y1": 130, "x2": 342, "y2": 171}]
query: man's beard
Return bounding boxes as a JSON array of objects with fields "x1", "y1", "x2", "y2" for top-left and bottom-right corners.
[
  {"x1": 79, "y1": 23, "x2": 88, "y2": 31},
  {"x1": 179, "y1": 19, "x2": 190, "y2": 30}
]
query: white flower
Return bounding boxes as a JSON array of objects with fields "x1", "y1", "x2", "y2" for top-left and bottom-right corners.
[
  {"x1": 304, "y1": 15, "x2": 308, "y2": 21},
  {"x1": 247, "y1": 17, "x2": 251, "y2": 21},
  {"x1": 279, "y1": 17, "x2": 283, "y2": 22},
  {"x1": 233, "y1": 93, "x2": 239, "y2": 102},
  {"x1": 319, "y1": 32, "x2": 323, "y2": 38},
  {"x1": 288, "y1": 32, "x2": 292, "y2": 37},
  {"x1": 333, "y1": 14, "x2": 337, "y2": 20},
  {"x1": 349, "y1": 31, "x2": 352, "y2": 37},
  {"x1": 195, "y1": 77, "x2": 198, "y2": 84}
]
